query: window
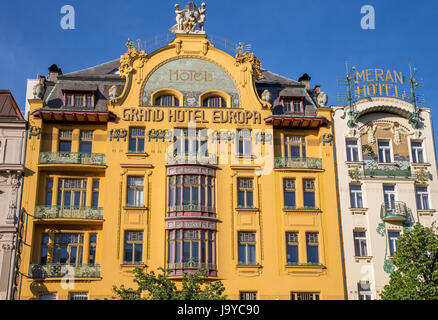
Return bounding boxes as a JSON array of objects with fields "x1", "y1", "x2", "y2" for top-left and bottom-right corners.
[
  {"x1": 58, "y1": 130, "x2": 72, "y2": 152},
  {"x1": 168, "y1": 230, "x2": 214, "y2": 269},
  {"x1": 378, "y1": 140, "x2": 392, "y2": 163},
  {"x1": 57, "y1": 179, "x2": 87, "y2": 208},
  {"x1": 358, "y1": 283, "x2": 372, "y2": 300},
  {"x1": 353, "y1": 231, "x2": 368, "y2": 257},
  {"x1": 236, "y1": 129, "x2": 252, "y2": 156},
  {"x1": 284, "y1": 136, "x2": 306, "y2": 158},
  {"x1": 168, "y1": 174, "x2": 214, "y2": 210},
  {"x1": 127, "y1": 176, "x2": 144, "y2": 207},
  {"x1": 124, "y1": 231, "x2": 143, "y2": 264},
  {"x1": 282, "y1": 99, "x2": 302, "y2": 113},
  {"x1": 238, "y1": 232, "x2": 256, "y2": 265},
  {"x1": 388, "y1": 231, "x2": 400, "y2": 257},
  {"x1": 40, "y1": 234, "x2": 49, "y2": 264},
  {"x1": 240, "y1": 292, "x2": 257, "y2": 300},
  {"x1": 38, "y1": 293, "x2": 57, "y2": 300},
  {"x1": 69, "y1": 292, "x2": 89, "y2": 300},
  {"x1": 283, "y1": 179, "x2": 296, "y2": 208},
  {"x1": 173, "y1": 128, "x2": 208, "y2": 156},
  {"x1": 349, "y1": 184, "x2": 363, "y2": 208},
  {"x1": 53, "y1": 234, "x2": 84, "y2": 265},
  {"x1": 45, "y1": 178, "x2": 53, "y2": 206},
  {"x1": 286, "y1": 232, "x2": 299, "y2": 264},
  {"x1": 202, "y1": 96, "x2": 225, "y2": 108},
  {"x1": 306, "y1": 233, "x2": 319, "y2": 264},
  {"x1": 64, "y1": 92, "x2": 94, "y2": 107},
  {"x1": 346, "y1": 139, "x2": 359, "y2": 162},
  {"x1": 237, "y1": 178, "x2": 254, "y2": 208},
  {"x1": 416, "y1": 186, "x2": 430, "y2": 210},
  {"x1": 79, "y1": 131, "x2": 93, "y2": 153},
  {"x1": 291, "y1": 292, "x2": 320, "y2": 300},
  {"x1": 155, "y1": 94, "x2": 179, "y2": 107},
  {"x1": 92, "y1": 180, "x2": 99, "y2": 208},
  {"x1": 129, "y1": 128, "x2": 145, "y2": 153},
  {"x1": 303, "y1": 179, "x2": 315, "y2": 208},
  {"x1": 411, "y1": 141, "x2": 424, "y2": 163},
  {"x1": 89, "y1": 234, "x2": 97, "y2": 265},
  {"x1": 383, "y1": 185, "x2": 396, "y2": 210}
]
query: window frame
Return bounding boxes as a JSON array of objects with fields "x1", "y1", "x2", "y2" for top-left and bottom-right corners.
[
  {"x1": 349, "y1": 184, "x2": 364, "y2": 209},
  {"x1": 353, "y1": 230, "x2": 368, "y2": 257},
  {"x1": 237, "y1": 178, "x2": 254, "y2": 208},
  {"x1": 123, "y1": 231, "x2": 144, "y2": 265},
  {"x1": 238, "y1": 232, "x2": 257, "y2": 265},
  {"x1": 126, "y1": 176, "x2": 145, "y2": 207},
  {"x1": 284, "y1": 135, "x2": 306, "y2": 158},
  {"x1": 410, "y1": 140, "x2": 425, "y2": 163},
  {"x1": 305, "y1": 233, "x2": 319, "y2": 264},
  {"x1": 286, "y1": 232, "x2": 299, "y2": 265},
  {"x1": 415, "y1": 185, "x2": 430, "y2": 210},
  {"x1": 346, "y1": 139, "x2": 360, "y2": 162},
  {"x1": 283, "y1": 179, "x2": 296, "y2": 209},
  {"x1": 128, "y1": 127, "x2": 146, "y2": 153},
  {"x1": 388, "y1": 231, "x2": 400, "y2": 257},
  {"x1": 377, "y1": 140, "x2": 392, "y2": 163}
]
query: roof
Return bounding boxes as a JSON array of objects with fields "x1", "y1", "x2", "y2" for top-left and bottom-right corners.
[{"x1": 0, "y1": 90, "x2": 25, "y2": 121}]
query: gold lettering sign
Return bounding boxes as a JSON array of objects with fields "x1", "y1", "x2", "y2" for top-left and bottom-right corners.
[
  {"x1": 122, "y1": 107, "x2": 262, "y2": 125},
  {"x1": 169, "y1": 70, "x2": 213, "y2": 82},
  {"x1": 353, "y1": 68, "x2": 408, "y2": 100}
]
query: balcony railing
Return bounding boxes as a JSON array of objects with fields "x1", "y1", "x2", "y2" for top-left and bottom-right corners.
[
  {"x1": 35, "y1": 205, "x2": 104, "y2": 220},
  {"x1": 274, "y1": 157, "x2": 322, "y2": 169},
  {"x1": 168, "y1": 204, "x2": 214, "y2": 212},
  {"x1": 28, "y1": 263, "x2": 101, "y2": 278},
  {"x1": 364, "y1": 160, "x2": 411, "y2": 178},
  {"x1": 166, "y1": 152, "x2": 217, "y2": 165},
  {"x1": 380, "y1": 201, "x2": 409, "y2": 222},
  {"x1": 39, "y1": 152, "x2": 106, "y2": 166},
  {"x1": 167, "y1": 262, "x2": 216, "y2": 270}
]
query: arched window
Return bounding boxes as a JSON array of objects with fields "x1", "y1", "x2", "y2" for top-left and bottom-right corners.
[
  {"x1": 202, "y1": 96, "x2": 226, "y2": 108},
  {"x1": 155, "y1": 94, "x2": 179, "y2": 107}
]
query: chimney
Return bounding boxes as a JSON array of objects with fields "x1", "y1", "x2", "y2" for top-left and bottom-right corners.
[
  {"x1": 298, "y1": 73, "x2": 311, "y2": 90},
  {"x1": 48, "y1": 64, "x2": 62, "y2": 82}
]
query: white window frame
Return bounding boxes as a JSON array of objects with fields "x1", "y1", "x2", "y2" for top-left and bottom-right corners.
[
  {"x1": 383, "y1": 185, "x2": 397, "y2": 209},
  {"x1": 377, "y1": 140, "x2": 392, "y2": 163},
  {"x1": 388, "y1": 231, "x2": 400, "y2": 257},
  {"x1": 346, "y1": 139, "x2": 360, "y2": 162},
  {"x1": 416, "y1": 186, "x2": 430, "y2": 210},
  {"x1": 410, "y1": 139, "x2": 426, "y2": 163},
  {"x1": 69, "y1": 292, "x2": 89, "y2": 300},
  {"x1": 239, "y1": 292, "x2": 257, "y2": 300},
  {"x1": 358, "y1": 282, "x2": 372, "y2": 300},
  {"x1": 349, "y1": 184, "x2": 364, "y2": 208},
  {"x1": 353, "y1": 230, "x2": 368, "y2": 257}
]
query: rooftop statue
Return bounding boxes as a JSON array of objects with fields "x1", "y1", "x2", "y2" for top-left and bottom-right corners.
[{"x1": 170, "y1": 2, "x2": 206, "y2": 34}]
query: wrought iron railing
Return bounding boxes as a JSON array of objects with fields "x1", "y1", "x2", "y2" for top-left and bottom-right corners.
[
  {"x1": 380, "y1": 201, "x2": 409, "y2": 221},
  {"x1": 274, "y1": 157, "x2": 322, "y2": 169},
  {"x1": 28, "y1": 263, "x2": 100, "y2": 278},
  {"x1": 39, "y1": 152, "x2": 106, "y2": 166},
  {"x1": 166, "y1": 152, "x2": 218, "y2": 165},
  {"x1": 34, "y1": 205, "x2": 104, "y2": 220},
  {"x1": 363, "y1": 160, "x2": 411, "y2": 178},
  {"x1": 167, "y1": 262, "x2": 216, "y2": 270},
  {"x1": 168, "y1": 204, "x2": 214, "y2": 212}
]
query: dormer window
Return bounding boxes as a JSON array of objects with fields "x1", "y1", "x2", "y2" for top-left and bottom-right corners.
[
  {"x1": 281, "y1": 98, "x2": 303, "y2": 114},
  {"x1": 64, "y1": 91, "x2": 95, "y2": 108}
]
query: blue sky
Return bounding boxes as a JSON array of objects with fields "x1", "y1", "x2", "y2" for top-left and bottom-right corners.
[{"x1": 1, "y1": 0, "x2": 437, "y2": 145}]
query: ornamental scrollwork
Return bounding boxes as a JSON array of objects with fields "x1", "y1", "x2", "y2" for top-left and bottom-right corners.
[
  {"x1": 118, "y1": 39, "x2": 148, "y2": 79},
  {"x1": 28, "y1": 126, "x2": 41, "y2": 140},
  {"x1": 415, "y1": 168, "x2": 430, "y2": 182},
  {"x1": 348, "y1": 169, "x2": 361, "y2": 181},
  {"x1": 109, "y1": 129, "x2": 128, "y2": 142},
  {"x1": 322, "y1": 134, "x2": 333, "y2": 146},
  {"x1": 235, "y1": 51, "x2": 264, "y2": 81}
]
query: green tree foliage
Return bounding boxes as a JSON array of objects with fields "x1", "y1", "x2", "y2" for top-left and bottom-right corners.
[
  {"x1": 381, "y1": 223, "x2": 438, "y2": 300},
  {"x1": 112, "y1": 267, "x2": 227, "y2": 300}
]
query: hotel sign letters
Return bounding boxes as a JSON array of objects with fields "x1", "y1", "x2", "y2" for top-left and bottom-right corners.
[
  {"x1": 354, "y1": 68, "x2": 408, "y2": 100},
  {"x1": 169, "y1": 69, "x2": 213, "y2": 82},
  {"x1": 122, "y1": 107, "x2": 262, "y2": 125}
]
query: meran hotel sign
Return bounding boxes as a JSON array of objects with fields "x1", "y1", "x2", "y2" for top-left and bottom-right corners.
[
  {"x1": 354, "y1": 68, "x2": 408, "y2": 100},
  {"x1": 122, "y1": 107, "x2": 262, "y2": 125}
]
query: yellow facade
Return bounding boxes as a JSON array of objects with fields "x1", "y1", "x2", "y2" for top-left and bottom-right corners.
[{"x1": 18, "y1": 33, "x2": 346, "y2": 300}]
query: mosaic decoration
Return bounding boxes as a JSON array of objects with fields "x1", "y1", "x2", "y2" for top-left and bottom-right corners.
[
  {"x1": 109, "y1": 129, "x2": 127, "y2": 142},
  {"x1": 142, "y1": 58, "x2": 240, "y2": 107}
]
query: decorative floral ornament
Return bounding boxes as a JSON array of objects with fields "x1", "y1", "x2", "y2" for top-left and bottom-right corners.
[{"x1": 235, "y1": 52, "x2": 264, "y2": 81}]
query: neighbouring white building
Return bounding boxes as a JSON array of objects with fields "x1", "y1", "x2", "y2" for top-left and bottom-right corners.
[
  {"x1": 332, "y1": 96, "x2": 438, "y2": 300},
  {"x1": 0, "y1": 90, "x2": 26, "y2": 300}
]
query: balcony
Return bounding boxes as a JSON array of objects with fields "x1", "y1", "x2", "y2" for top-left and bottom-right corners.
[
  {"x1": 364, "y1": 160, "x2": 411, "y2": 178},
  {"x1": 28, "y1": 263, "x2": 101, "y2": 279},
  {"x1": 274, "y1": 157, "x2": 322, "y2": 169},
  {"x1": 34, "y1": 205, "x2": 104, "y2": 220},
  {"x1": 39, "y1": 152, "x2": 106, "y2": 166},
  {"x1": 168, "y1": 204, "x2": 214, "y2": 213},
  {"x1": 380, "y1": 201, "x2": 409, "y2": 222},
  {"x1": 166, "y1": 152, "x2": 217, "y2": 165}
]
